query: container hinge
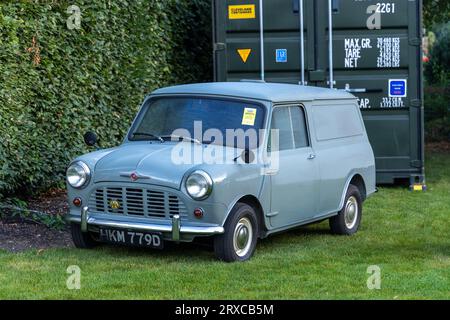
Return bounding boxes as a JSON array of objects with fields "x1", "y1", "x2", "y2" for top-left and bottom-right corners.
[
  {"x1": 214, "y1": 43, "x2": 226, "y2": 52},
  {"x1": 409, "y1": 38, "x2": 421, "y2": 46},
  {"x1": 410, "y1": 99, "x2": 422, "y2": 108},
  {"x1": 410, "y1": 160, "x2": 422, "y2": 168}
]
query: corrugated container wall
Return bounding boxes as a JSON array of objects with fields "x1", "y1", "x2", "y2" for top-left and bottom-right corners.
[{"x1": 213, "y1": 0, "x2": 425, "y2": 185}]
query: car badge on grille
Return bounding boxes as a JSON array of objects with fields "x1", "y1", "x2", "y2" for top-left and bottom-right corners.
[
  {"x1": 120, "y1": 171, "x2": 151, "y2": 182},
  {"x1": 109, "y1": 199, "x2": 121, "y2": 210}
]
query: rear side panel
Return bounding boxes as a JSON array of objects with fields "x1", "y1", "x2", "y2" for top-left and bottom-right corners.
[{"x1": 213, "y1": 0, "x2": 424, "y2": 184}]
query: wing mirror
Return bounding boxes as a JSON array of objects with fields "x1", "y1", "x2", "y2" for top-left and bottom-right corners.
[
  {"x1": 241, "y1": 149, "x2": 255, "y2": 164},
  {"x1": 83, "y1": 131, "x2": 98, "y2": 147}
]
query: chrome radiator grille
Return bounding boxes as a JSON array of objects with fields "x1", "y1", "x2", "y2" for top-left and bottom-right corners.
[{"x1": 89, "y1": 186, "x2": 187, "y2": 219}]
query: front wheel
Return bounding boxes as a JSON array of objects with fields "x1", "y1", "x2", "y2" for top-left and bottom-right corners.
[
  {"x1": 71, "y1": 223, "x2": 98, "y2": 249},
  {"x1": 214, "y1": 203, "x2": 259, "y2": 262},
  {"x1": 329, "y1": 184, "x2": 363, "y2": 235}
]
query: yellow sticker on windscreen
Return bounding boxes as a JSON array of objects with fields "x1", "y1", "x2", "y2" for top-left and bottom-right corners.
[{"x1": 242, "y1": 108, "x2": 257, "y2": 126}]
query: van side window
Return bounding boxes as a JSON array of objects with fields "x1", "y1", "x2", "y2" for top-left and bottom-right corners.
[
  {"x1": 291, "y1": 106, "x2": 309, "y2": 148},
  {"x1": 270, "y1": 106, "x2": 309, "y2": 151},
  {"x1": 313, "y1": 104, "x2": 363, "y2": 141}
]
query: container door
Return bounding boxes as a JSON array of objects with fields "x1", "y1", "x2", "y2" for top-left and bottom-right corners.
[
  {"x1": 313, "y1": 0, "x2": 424, "y2": 184},
  {"x1": 213, "y1": 0, "x2": 424, "y2": 185},
  {"x1": 213, "y1": 0, "x2": 316, "y2": 84}
]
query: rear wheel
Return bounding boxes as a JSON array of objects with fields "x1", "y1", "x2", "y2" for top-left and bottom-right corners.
[
  {"x1": 214, "y1": 203, "x2": 258, "y2": 262},
  {"x1": 329, "y1": 185, "x2": 362, "y2": 235},
  {"x1": 71, "y1": 223, "x2": 98, "y2": 249}
]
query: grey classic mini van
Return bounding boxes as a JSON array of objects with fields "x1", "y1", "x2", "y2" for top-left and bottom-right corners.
[{"x1": 66, "y1": 82, "x2": 376, "y2": 262}]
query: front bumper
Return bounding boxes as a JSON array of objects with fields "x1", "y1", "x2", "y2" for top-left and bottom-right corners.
[{"x1": 67, "y1": 207, "x2": 225, "y2": 242}]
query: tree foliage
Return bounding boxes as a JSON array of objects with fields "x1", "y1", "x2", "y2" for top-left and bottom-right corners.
[
  {"x1": 0, "y1": 0, "x2": 212, "y2": 196},
  {"x1": 425, "y1": 23, "x2": 450, "y2": 83},
  {"x1": 423, "y1": 0, "x2": 450, "y2": 28},
  {"x1": 424, "y1": 22, "x2": 450, "y2": 142}
]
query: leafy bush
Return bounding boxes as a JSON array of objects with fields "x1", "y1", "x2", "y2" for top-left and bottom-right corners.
[{"x1": 0, "y1": 0, "x2": 212, "y2": 197}]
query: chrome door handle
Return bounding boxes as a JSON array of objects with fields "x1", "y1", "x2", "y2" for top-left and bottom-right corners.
[{"x1": 307, "y1": 154, "x2": 316, "y2": 160}]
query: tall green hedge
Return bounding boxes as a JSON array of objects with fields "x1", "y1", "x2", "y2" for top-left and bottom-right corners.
[{"x1": 0, "y1": 0, "x2": 212, "y2": 196}]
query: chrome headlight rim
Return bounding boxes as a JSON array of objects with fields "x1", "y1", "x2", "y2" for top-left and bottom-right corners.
[
  {"x1": 185, "y1": 170, "x2": 213, "y2": 201},
  {"x1": 66, "y1": 161, "x2": 91, "y2": 189}
]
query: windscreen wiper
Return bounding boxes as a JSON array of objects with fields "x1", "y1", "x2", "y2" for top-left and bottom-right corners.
[
  {"x1": 132, "y1": 132, "x2": 164, "y2": 143},
  {"x1": 160, "y1": 135, "x2": 201, "y2": 145}
]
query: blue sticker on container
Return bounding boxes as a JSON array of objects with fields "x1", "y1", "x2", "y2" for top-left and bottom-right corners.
[
  {"x1": 389, "y1": 79, "x2": 407, "y2": 98},
  {"x1": 276, "y1": 49, "x2": 288, "y2": 63}
]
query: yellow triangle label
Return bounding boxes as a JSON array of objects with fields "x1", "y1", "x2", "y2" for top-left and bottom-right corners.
[{"x1": 237, "y1": 49, "x2": 252, "y2": 63}]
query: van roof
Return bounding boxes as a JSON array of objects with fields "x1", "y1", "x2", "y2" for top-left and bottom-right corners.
[{"x1": 152, "y1": 82, "x2": 356, "y2": 103}]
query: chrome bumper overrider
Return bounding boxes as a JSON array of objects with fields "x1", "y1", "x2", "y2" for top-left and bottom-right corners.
[{"x1": 68, "y1": 207, "x2": 224, "y2": 241}]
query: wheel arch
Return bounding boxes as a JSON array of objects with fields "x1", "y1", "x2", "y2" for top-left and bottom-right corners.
[
  {"x1": 227, "y1": 195, "x2": 267, "y2": 238},
  {"x1": 339, "y1": 173, "x2": 367, "y2": 210},
  {"x1": 350, "y1": 174, "x2": 367, "y2": 201}
]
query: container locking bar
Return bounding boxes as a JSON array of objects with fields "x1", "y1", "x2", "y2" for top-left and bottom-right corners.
[
  {"x1": 298, "y1": 0, "x2": 305, "y2": 85},
  {"x1": 328, "y1": 0, "x2": 335, "y2": 89},
  {"x1": 259, "y1": 0, "x2": 265, "y2": 81},
  {"x1": 341, "y1": 83, "x2": 383, "y2": 93}
]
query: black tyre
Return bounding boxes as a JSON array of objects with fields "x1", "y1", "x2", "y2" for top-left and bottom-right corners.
[
  {"x1": 71, "y1": 223, "x2": 98, "y2": 249},
  {"x1": 214, "y1": 203, "x2": 259, "y2": 262},
  {"x1": 329, "y1": 184, "x2": 363, "y2": 235}
]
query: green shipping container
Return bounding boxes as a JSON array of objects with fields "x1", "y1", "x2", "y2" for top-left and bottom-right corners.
[{"x1": 213, "y1": 0, "x2": 425, "y2": 185}]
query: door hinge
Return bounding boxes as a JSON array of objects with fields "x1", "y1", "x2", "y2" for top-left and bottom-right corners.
[
  {"x1": 410, "y1": 99, "x2": 422, "y2": 108},
  {"x1": 409, "y1": 38, "x2": 421, "y2": 46},
  {"x1": 410, "y1": 160, "x2": 422, "y2": 168},
  {"x1": 214, "y1": 43, "x2": 226, "y2": 51}
]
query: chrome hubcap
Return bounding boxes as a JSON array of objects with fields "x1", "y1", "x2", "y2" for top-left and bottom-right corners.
[
  {"x1": 344, "y1": 196, "x2": 358, "y2": 229},
  {"x1": 233, "y1": 217, "x2": 253, "y2": 257}
]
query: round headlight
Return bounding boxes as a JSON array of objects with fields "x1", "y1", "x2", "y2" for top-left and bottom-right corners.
[
  {"x1": 67, "y1": 161, "x2": 91, "y2": 189},
  {"x1": 185, "y1": 170, "x2": 213, "y2": 200}
]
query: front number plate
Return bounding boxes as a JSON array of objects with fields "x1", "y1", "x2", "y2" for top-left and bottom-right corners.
[{"x1": 99, "y1": 228, "x2": 164, "y2": 250}]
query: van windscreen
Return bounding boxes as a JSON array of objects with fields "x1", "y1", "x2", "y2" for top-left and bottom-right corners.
[{"x1": 130, "y1": 97, "x2": 266, "y2": 149}]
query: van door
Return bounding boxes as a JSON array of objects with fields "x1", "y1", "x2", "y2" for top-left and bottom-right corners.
[{"x1": 268, "y1": 105, "x2": 319, "y2": 228}]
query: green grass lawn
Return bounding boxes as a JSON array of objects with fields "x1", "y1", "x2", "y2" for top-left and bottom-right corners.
[{"x1": 0, "y1": 153, "x2": 449, "y2": 300}]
